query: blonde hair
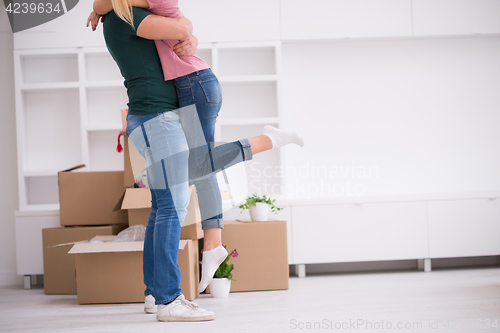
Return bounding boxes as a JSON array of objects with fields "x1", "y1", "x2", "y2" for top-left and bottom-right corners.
[{"x1": 111, "y1": 0, "x2": 134, "y2": 27}]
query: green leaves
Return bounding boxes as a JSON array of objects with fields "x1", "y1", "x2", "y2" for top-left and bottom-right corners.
[
  {"x1": 238, "y1": 193, "x2": 284, "y2": 213},
  {"x1": 214, "y1": 261, "x2": 235, "y2": 281},
  {"x1": 210, "y1": 245, "x2": 238, "y2": 281}
]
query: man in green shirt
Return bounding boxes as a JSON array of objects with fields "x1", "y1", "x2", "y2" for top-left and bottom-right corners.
[
  {"x1": 100, "y1": 8, "x2": 217, "y2": 322},
  {"x1": 103, "y1": 8, "x2": 181, "y2": 115}
]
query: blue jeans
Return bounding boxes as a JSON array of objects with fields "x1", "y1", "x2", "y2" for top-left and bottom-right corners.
[
  {"x1": 126, "y1": 105, "x2": 252, "y2": 305},
  {"x1": 174, "y1": 68, "x2": 225, "y2": 230}
]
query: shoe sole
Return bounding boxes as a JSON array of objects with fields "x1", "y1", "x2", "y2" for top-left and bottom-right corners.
[{"x1": 157, "y1": 313, "x2": 216, "y2": 322}]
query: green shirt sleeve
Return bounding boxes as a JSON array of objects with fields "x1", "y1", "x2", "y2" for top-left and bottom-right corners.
[
  {"x1": 131, "y1": 7, "x2": 150, "y2": 33},
  {"x1": 106, "y1": 7, "x2": 150, "y2": 38}
]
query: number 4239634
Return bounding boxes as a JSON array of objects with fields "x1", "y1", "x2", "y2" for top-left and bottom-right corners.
[{"x1": 5, "y1": 2, "x2": 62, "y2": 14}]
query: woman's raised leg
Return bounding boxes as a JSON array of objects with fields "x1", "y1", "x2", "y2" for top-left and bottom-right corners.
[{"x1": 174, "y1": 69, "x2": 304, "y2": 293}]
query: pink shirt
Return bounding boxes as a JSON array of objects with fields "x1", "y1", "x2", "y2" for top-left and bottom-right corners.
[{"x1": 146, "y1": 0, "x2": 209, "y2": 81}]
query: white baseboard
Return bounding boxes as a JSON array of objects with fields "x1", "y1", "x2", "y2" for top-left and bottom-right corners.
[
  {"x1": 290, "y1": 255, "x2": 500, "y2": 276},
  {"x1": 0, "y1": 270, "x2": 24, "y2": 287}
]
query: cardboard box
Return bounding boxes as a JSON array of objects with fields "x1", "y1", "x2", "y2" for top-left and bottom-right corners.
[
  {"x1": 122, "y1": 109, "x2": 136, "y2": 188},
  {"x1": 125, "y1": 134, "x2": 148, "y2": 189},
  {"x1": 121, "y1": 110, "x2": 142, "y2": 188},
  {"x1": 123, "y1": 135, "x2": 135, "y2": 188},
  {"x1": 58, "y1": 165, "x2": 128, "y2": 226},
  {"x1": 69, "y1": 236, "x2": 200, "y2": 304},
  {"x1": 121, "y1": 108, "x2": 130, "y2": 185},
  {"x1": 42, "y1": 225, "x2": 126, "y2": 295},
  {"x1": 121, "y1": 109, "x2": 128, "y2": 131},
  {"x1": 118, "y1": 187, "x2": 204, "y2": 240},
  {"x1": 219, "y1": 220, "x2": 289, "y2": 292}
]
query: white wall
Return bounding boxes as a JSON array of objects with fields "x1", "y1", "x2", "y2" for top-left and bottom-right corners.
[
  {"x1": 281, "y1": 36, "x2": 500, "y2": 200},
  {"x1": 13, "y1": 1, "x2": 105, "y2": 49},
  {"x1": 0, "y1": 4, "x2": 22, "y2": 286}
]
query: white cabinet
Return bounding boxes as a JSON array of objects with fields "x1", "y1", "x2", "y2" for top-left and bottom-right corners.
[
  {"x1": 15, "y1": 211, "x2": 60, "y2": 276},
  {"x1": 428, "y1": 198, "x2": 500, "y2": 258},
  {"x1": 290, "y1": 195, "x2": 500, "y2": 268},
  {"x1": 412, "y1": 0, "x2": 500, "y2": 36},
  {"x1": 290, "y1": 202, "x2": 429, "y2": 264},
  {"x1": 281, "y1": 0, "x2": 413, "y2": 41},
  {"x1": 179, "y1": 0, "x2": 281, "y2": 43}
]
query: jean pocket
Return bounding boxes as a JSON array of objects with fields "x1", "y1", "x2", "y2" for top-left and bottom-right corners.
[
  {"x1": 198, "y1": 78, "x2": 222, "y2": 104},
  {"x1": 128, "y1": 125, "x2": 149, "y2": 158}
]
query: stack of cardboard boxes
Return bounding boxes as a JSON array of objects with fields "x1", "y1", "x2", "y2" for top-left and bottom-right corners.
[
  {"x1": 42, "y1": 134, "x2": 203, "y2": 304},
  {"x1": 42, "y1": 166, "x2": 129, "y2": 297}
]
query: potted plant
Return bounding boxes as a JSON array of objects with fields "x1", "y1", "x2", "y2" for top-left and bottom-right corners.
[
  {"x1": 208, "y1": 244, "x2": 238, "y2": 298},
  {"x1": 238, "y1": 194, "x2": 283, "y2": 221}
]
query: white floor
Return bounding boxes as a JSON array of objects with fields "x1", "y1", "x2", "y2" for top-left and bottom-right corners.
[{"x1": 1, "y1": 267, "x2": 499, "y2": 333}]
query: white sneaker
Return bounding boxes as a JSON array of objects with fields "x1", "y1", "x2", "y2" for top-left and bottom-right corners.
[
  {"x1": 156, "y1": 294, "x2": 216, "y2": 322},
  {"x1": 144, "y1": 295, "x2": 158, "y2": 314}
]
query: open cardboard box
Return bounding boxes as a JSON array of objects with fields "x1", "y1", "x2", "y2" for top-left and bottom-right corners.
[
  {"x1": 69, "y1": 235, "x2": 200, "y2": 304},
  {"x1": 42, "y1": 225, "x2": 127, "y2": 295},
  {"x1": 58, "y1": 165, "x2": 128, "y2": 226},
  {"x1": 116, "y1": 186, "x2": 204, "y2": 240}
]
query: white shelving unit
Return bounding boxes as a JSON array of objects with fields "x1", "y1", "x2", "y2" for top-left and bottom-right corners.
[
  {"x1": 209, "y1": 42, "x2": 284, "y2": 196},
  {"x1": 14, "y1": 41, "x2": 284, "y2": 211},
  {"x1": 14, "y1": 47, "x2": 124, "y2": 211}
]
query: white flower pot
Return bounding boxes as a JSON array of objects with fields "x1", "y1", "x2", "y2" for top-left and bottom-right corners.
[
  {"x1": 249, "y1": 202, "x2": 270, "y2": 221},
  {"x1": 210, "y1": 278, "x2": 231, "y2": 298}
]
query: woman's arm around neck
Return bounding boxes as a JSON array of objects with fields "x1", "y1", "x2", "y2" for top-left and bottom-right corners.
[{"x1": 137, "y1": 15, "x2": 192, "y2": 40}]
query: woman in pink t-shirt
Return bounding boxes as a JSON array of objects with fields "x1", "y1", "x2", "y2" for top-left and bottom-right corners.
[{"x1": 90, "y1": 0, "x2": 304, "y2": 304}]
